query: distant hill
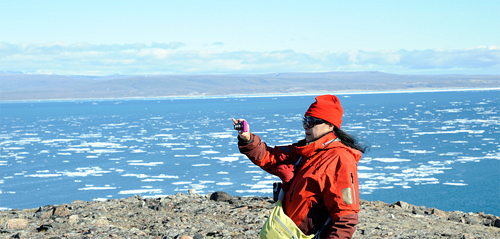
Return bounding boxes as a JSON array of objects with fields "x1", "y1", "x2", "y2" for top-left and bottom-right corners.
[{"x1": 0, "y1": 72, "x2": 499, "y2": 101}]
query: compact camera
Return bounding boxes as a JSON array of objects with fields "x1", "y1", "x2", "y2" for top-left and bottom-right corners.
[{"x1": 233, "y1": 120, "x2": 249, "y2": 132}]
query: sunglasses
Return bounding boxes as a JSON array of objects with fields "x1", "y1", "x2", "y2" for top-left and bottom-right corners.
[{"x1": 302, "y1": 116, "x2": 327, "y2": 129}]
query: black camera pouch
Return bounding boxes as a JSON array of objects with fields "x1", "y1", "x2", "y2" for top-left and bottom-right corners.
[{"x1": 273, "y1": 182, "x2": 282, "y2": 202}]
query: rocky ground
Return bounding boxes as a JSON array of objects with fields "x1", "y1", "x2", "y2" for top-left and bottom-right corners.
[{"x1": 1, "y1": 190, "x2": 499, "y2": 239}]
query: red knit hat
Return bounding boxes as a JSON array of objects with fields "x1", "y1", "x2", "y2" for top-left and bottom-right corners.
[{"x1": 304, "y1": 94, "x2": 343, "y2": 128}]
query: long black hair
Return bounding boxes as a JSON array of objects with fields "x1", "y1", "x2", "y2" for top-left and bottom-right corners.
[{"x1": 333, "y1": 126, "x2": 369, "y2": 154}]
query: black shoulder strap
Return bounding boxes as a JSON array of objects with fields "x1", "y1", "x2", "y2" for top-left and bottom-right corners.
[{"x1": 314, "y1": 216, "x2": 332, "y2": 238}]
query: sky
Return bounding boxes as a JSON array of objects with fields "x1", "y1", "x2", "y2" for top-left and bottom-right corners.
[{"x1": 0, "y1": 0, "x2": 499, "y2": 75}]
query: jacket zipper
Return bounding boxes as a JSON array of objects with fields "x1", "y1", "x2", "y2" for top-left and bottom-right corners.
[
  {"x1": 289, "y1": 157, "x2": 303, "y2": 202},
  {"x1": 289, "y1": 182, "x2": 296, "y2": 202},
  {"x1": 351, "y1": 172, "x2": 357, "y2": 205},
  {"x1": 288, "y1": 140, "x2": 334, "y2": 203},
  {"x1": 274, "y1": 215, "x2": 298, "y2": 239}
]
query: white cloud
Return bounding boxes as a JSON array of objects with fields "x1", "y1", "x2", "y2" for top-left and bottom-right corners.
[{"x1": 0, "y1": 42, "x2": 498, "y2": 75}]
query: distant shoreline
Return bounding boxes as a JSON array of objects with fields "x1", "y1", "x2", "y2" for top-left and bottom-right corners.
[
  {"x1": 1, "y1": 72, "x2": 499, "y2": 101},
  {"x1": 2, "y1": 87, "x2": 499, "y2": 103}
]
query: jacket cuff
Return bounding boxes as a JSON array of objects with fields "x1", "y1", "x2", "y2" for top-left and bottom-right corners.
[
  {"x1": 238, "y1": 134, "x2": 254, "y2": 145},
  {"x1": 324, "y1": 213, "x2": 358, "y2": 239}
]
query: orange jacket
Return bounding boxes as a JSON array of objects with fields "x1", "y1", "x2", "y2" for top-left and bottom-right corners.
[{"x1": 239, "y1": 132, "x2": 361, "y2": 238}]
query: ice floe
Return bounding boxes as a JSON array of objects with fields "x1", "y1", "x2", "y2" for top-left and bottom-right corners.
[{"x1": 1, "y1": 91, "x2": 498, "y2": 211}]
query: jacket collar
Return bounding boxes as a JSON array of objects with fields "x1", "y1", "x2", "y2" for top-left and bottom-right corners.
[{"x1": 295, "y1": 131, "x2": 338, "y2": 158}]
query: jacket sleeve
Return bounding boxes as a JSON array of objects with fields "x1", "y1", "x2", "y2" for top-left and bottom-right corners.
[
  {"x1": 238, "y1": 134, "x2": 294, "y2": 176},
  {"x1": 323, "y1": 214, "x2": 358, "y2": 239},
  {"x1": 321, "y1": 151, "x2": 360, "y2": 239}
]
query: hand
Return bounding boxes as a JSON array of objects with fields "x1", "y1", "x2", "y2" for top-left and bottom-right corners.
[
  {"x1": 232, "y1": 118, "x2": 251, "y2": 142},
  {"x1": 277, "y1": 164, "x2": 295, "y2": 191}
]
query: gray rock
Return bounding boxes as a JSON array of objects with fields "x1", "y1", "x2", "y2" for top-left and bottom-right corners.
[
  {"x1": 6, "y1": 219, "x2": 29, "y2": 229},
  {"x1": 494, "y1": 218, "x2": 500, "y2": 228},
  {"x1": 431, "y1": 208, "x2": 447, "y2": 218},
  {"x1": 209, "y1": 191, "x2": 232, "y2": 202},
  {"x1": 393, "y1": 201, "x2": 410, "y2": 210},
  {"x1": 449, "y1": 211, "x2": 465, "y2": 223}
]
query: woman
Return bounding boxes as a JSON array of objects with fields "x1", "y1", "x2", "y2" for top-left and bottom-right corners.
[{"x1": 233, "y1": 94, "x2": 368, "y2": 239}]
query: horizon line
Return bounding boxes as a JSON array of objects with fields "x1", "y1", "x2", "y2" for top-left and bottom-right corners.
[{"x1": 2, "y1": 87, "x2": 499, "y2": 104}]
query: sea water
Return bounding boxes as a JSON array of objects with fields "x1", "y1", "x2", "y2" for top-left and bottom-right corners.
[{"x1": 0, "y1": 90, "x2": 499, "y2": 216}]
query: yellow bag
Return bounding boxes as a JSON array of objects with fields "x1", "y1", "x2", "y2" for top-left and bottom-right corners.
[{"x1": 260, "y1": 191, "x2": 315, "y2": 239}]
